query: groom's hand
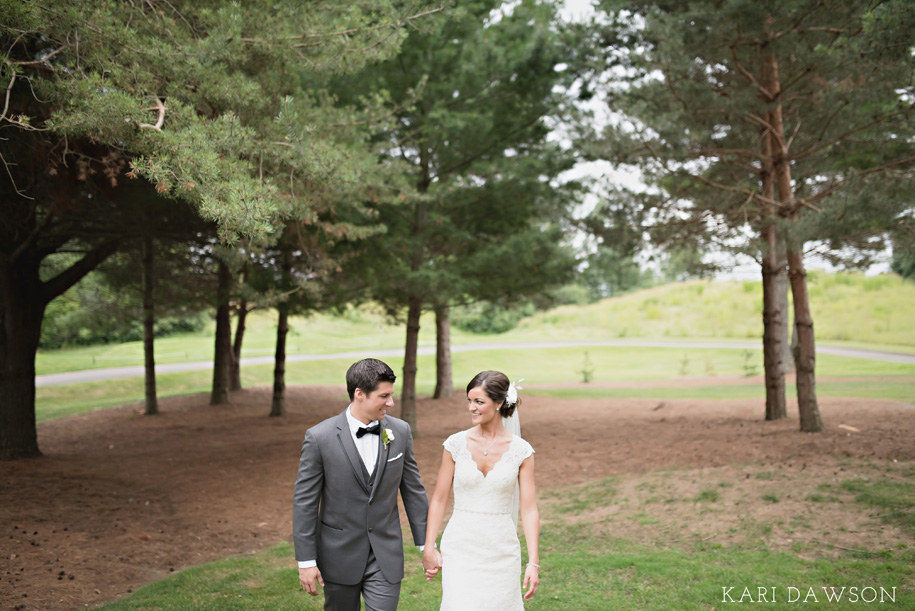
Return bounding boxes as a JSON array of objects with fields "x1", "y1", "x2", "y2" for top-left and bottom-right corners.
[{"x1": 299, "y1": 566, "x2": 324, "y2": 596}]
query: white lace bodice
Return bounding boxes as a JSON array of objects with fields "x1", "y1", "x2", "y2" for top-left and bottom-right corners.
[{"x1": 443, "y1": 430, "x2": 534, "y2": 515}]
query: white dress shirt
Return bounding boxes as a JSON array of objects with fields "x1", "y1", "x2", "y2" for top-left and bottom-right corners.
[{"x1": 346, "y1": 406, "x2": 380, "y2": 476}]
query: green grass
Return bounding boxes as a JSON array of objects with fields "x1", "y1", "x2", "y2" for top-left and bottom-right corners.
[
  {"x1": 694, "y1": 489, "x2": 720, "y2": 502},
  {"x1": 523, "y1": 379, "x2": 914, "y2": 402},
  {"x1": 35, "y1": 305, "x2": 441, "y2": 376},
  {"x1": 36, "y1": 346, "x2": 915, "y2": 422},
  {"x1": 35, "y1": 272, "x2": 915, "y2": 377},
  {"x1": 96, "y1": 480, "x2": 915, "y2": 611},
  {"x1": 33, "y1": 272, "x2": 915, "y2": 422},
  {"x1": 839, "y1": 478, "x2": 915, "y2": 536},
  {"x1": 504, "y1": 272, "x2": 915, "y2": 347},
  {"x1": 35, "y1": 363, "x2": 348, "y2": 422},
  {"x1": 97, "y1": 541, "x2": 915, "y2": 610},
  {"x1": 544, "y1": 476, "x2": 619, "y2": 513}
]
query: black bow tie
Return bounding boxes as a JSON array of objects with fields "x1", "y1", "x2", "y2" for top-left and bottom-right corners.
[{"x1": 356, "y1": 423, "x2": 381, "y2": 438}]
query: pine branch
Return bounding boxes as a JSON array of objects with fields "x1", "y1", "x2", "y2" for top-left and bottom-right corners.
[
  {"x1": 9, "y1": 46, "x2": 65, "y2": 67},
  {"x1": 694, "y1": 146, "x2": 764, "y2": 161},
  {"x1": 0, "y1": 151, "x2": 34, "y2": 201},
  {"x1": 0, "y1": 71, "x2": 16, "y2": 123},
  {"x1": 243, "y1": 6, "x2": 446, "y2": 49},
  {"x1": 796, "y1": 154, "x2": 915, "y2": 211},
  {"x1": 730, "y1": 45, "x2": 774, "y2": 101},
  {"x1": 139, "y1": 97, "x2": 166, "y2": 131},
  {"x1": 691, "y1": 173, "x2": 786, "y2": 210},
  {"x1": 789, "y1": 110, "x2": 906, "y2": 161},
  {"x1": 432, "y1": 115, "x2": 542, "y2": 181},
  {"x1": 745, "y1": 113, "x2": 787, "y2": 153}
]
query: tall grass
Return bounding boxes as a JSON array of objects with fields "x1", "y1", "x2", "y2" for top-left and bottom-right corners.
[{"x1": 506, "y1": 272, "x2": 915, "y2": 347}]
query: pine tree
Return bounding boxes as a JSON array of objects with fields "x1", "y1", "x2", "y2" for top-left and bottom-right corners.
[
  {"x1": 577, "y1": 0, "x2": 915, "y2": 432},
  {"x1": 335, "y1": 0, "x2": 578, "y2": 433}
]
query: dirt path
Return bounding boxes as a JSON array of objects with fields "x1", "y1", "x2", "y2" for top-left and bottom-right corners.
[{"x1": 2, "y1": 387, "x2": 913, "y2": 610}]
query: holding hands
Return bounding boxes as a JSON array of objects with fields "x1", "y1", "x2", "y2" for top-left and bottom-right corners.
[{"x1": 423, "y1": 548, "x2": 443, "y2": 581}]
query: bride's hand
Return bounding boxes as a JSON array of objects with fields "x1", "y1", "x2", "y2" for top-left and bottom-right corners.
[
  {"x1": 523, "y1": 564, "x2": 539, "y2": 599},
  {"x1": 422, "y1": 548, "x2": 442, "y2": 581}
]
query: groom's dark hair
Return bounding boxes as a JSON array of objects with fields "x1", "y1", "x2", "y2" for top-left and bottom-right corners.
[{"x1": 346, "y1": 358, "x2": 397, "y2": 400}]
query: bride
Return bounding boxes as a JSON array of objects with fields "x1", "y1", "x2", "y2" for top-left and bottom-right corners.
[{"x1": 423, "y1": 371, "x2": 540, "y2": 609}]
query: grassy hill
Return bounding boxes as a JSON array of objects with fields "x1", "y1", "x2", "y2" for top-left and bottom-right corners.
[
  {"x1": 36, "y1": 271, "x2": 914, "y2": 377},
  {"x1": 33, "y1": 271, "x2": 915, "y2": 420},
  {"x1": 503, "y1": 271, "x2": 915, "y2": 348}
]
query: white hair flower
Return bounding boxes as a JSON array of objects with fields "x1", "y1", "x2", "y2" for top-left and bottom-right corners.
[{"x1": 505, "y1": 378, "x2": 524, "y2": 406}]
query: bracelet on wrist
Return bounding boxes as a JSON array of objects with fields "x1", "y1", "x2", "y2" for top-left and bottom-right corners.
[{"x1": 526, "y1": 562, "x2": 540, "y2": 569}]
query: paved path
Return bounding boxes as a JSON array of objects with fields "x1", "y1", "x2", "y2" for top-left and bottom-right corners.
[{"x1": 35, "y1": 341, "x2": 915, "y2": 388}]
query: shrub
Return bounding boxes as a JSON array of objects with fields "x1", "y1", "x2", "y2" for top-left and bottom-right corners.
[{"x1": 452, "y1": 301, "x2": 537, "y2": 334}]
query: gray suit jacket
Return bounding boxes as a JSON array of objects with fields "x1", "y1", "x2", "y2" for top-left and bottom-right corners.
[{"x1": 292, "y1": 411, "x2": 429, "y2": 585}]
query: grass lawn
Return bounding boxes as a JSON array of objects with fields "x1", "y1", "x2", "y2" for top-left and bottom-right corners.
[
  {"x1": 33, "y1": 273, "x2": 915, "y2": 421},
  {"x1": 36, "y1": 347, "x2": 915, "y2": 422},
  {"x1": 96, "y1": 465, "x2": 915, "y2": 611},
  {"x1": 35, "y1": 273, "x2": 915, "y2": 377},
  {"x1": 525, "y1": 380, "x2": 915, "y2": 402},
  {"x1": 95, "y1": 540, "x2": 915, "y2": 610}
]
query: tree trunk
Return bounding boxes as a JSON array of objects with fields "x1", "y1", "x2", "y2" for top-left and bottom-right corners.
[
  {"x1": 210, "y1": 260, "x2": 232, "y2": 406},
  {"x1": 787, "y1": 246, "x2": 822, "y2": 432},
  {"x1": 230, "y1": 264, "x2": 249, "y2": 392},
  {"x1": 141, "y1": 236, "x2": 158, "y2": 415},
  {"x1": 765, "y1": 52, "x2": 822, "y2": 432},
  {"x1": 400, "y1": 156, "x2": 428, "y2": 435},
  {"x1": 0, "y1": 257, "x2": 44, "y2": 460},
  {"x1": 776, "y1": 238, "x2": 794, "y2": 373},
  {"x1": 759, "y1": 108, "x2": 786, "y2": 421},
  {"x1": 401, "y1": 295, "x2": 422, "y2": 434},
  {"x1": 1, "y1": 239, "x2": 117, "y2": 460},
  {"x1": 270, "y1": 302, "x2": 288, "y2": 417},
  {"x1": 271, "y1": 248, "x2": 292, "y2": 417},
  {"x1": 230, "y1": 301, "x2": 247, "y2": 392},
  {"x1": 761, "y1": 225, "x2": 786, "y2": 420},
  {"x1": 433, "y1": 303, "x2": 453, "y2": 399}
]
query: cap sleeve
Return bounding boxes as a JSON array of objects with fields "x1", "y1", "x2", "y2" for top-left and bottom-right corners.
[
  {"x1": 442, "y1": 431, "x2": 463, "y2": 459},
  {"x1": 518, "y1": 437, "x2": 535, "y2": 461}
]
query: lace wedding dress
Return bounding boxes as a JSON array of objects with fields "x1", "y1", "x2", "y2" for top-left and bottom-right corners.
[{"x1": 440, "y1": 430, "x2": 535, "y2": 610}]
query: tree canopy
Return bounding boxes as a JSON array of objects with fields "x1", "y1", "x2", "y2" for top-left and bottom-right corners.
[{"x1": 0, "y1": 0, "x2": 442, "y2": 459}]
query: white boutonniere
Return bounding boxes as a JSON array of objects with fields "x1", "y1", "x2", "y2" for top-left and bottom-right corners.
[{"x1": 381, "y1": 428, "x2": 395, "y2": 448}]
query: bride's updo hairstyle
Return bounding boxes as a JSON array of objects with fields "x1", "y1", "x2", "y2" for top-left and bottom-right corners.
[{"x1": 466, "y1": 370, "x2": 520, "y2": 418}]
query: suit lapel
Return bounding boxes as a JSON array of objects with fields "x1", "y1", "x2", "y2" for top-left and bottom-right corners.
[
  {"x1": 369, "y1": 419, "x2": 390, "y2": 501},
  {"x1": 335, "y1": 411, "x2": 372, "y2": 496}
]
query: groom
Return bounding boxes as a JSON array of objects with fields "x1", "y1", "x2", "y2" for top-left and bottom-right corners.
[{"x1": 293, "y1": 358, "x2": 429, "y2": 610}]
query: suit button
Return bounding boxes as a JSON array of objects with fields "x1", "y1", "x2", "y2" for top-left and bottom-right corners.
[{"x1": 368, "y1": 528, "x2": 373, "y2": 533}]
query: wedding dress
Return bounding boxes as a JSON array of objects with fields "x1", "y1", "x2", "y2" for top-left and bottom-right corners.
[{"x1": 439, "y1": 429, "x2": 535, "y2": 610}]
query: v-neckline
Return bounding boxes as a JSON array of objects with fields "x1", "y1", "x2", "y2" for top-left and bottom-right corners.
[{"x1": 465, "y1": 431, "x2": 513, "y2": 478}]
